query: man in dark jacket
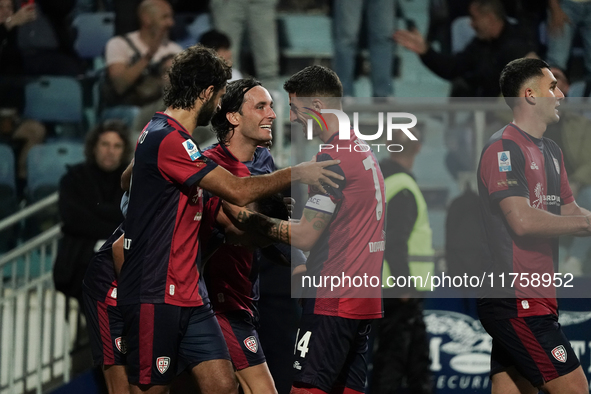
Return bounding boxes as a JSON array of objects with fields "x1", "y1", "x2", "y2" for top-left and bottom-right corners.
[
  {"x1": 53, "y1": 119, "x2": 132, "y2": 304},
  {"x1": 394, "y1": 0, "x2": 536, "y2": 97}
]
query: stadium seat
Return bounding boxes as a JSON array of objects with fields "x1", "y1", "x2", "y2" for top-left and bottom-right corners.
[
  {"x1": 26, "y1": 142, "x2": 84, "y2": 202},
  {"x1": 73, "y1": 12, "x2": 115, "y2": 59},
  {"x1": 24, "y1": 77, "x2": 85, "y2": 136}
]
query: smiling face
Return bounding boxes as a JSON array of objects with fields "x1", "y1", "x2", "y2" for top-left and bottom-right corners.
[{"x1": 233, "y1": 86, "x2": 275, "y2": 145}]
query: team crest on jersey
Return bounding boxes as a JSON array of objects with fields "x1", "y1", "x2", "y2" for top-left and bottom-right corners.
[
  {"x1": 156, "y1": 356, "x2": 170, "y2": 374},
  {"x1": 498, "y1": 151, "x2": 511, "y2": 172},
  {"x1": 182, "y1": 140, "x2": 201, "y2": 161},
  {"x1": 553, "y1": 158, "x2": 560, "y2": 174},
  {"x1": 115, "y1": 337, "x2": 127, "y2": 354},
  {"x1": 244, "y1": 336, "x2": 258, "y2": 353},
  {"x1": 551, "y1": 345, "x2": 567, "y2": 363}
]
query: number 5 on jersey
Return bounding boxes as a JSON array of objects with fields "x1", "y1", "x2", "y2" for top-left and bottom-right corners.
[{"x1": 294, "y1": 329, "x2": 312, "y2": 358}]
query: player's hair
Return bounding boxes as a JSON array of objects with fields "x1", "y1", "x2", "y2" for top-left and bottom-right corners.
[
  {"x1": 163, "y1": 45, "x2": 231, "y2": 110},
  {"x1": 211, "y1": 78, "x2": 262, "y2": 144},
  {"x1": 199, "y1": 30, "x2": 231, "y2": 51},
  {"x1": 470, "y1": 0, "x2": 505, "y2": 20},
  {"x1": 283, "y1": 65, "x2": 343, "y2": 98},
  {"x1": 85, "y1": 118, "x2": 132, "y2": 166},
  {"x1": 500, "y1": 58, "x2": 550, "y2": 108}
]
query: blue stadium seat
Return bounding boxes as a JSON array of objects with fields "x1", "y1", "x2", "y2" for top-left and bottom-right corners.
[
  {"x1": 26, "y1": 142, "x2": 84, "y2": 202},
  {"x1": 73, "y1": 12, "x2": 115, "y2": 59},
  {"x1": 24, "y1": 77, "x2": 84, "y2": 125}
]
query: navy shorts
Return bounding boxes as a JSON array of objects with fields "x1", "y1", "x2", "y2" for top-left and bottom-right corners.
[
  {"x1": 292, "y1": 314, "x2": 372, "y2": 393},
  {"x1": 83, "y1": 291, "x2": 126, "y2": 367},
  {"x1": 216, "y1": 310, "x2": 266, "y2": 370},
  {"x1": 121, "y1": 302, "x2": 230, "y2": 385},
  {"x1": 480, "y1": 314, "x2": 580, "y2": 387}
]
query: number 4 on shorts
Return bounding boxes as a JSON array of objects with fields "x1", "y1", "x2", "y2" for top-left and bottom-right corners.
[{"x1": 294, "y1": 329, "x2": 312, "y2": 358}]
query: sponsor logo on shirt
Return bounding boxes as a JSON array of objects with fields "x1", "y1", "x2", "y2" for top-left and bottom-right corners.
[
  {"x1": 110, "y1": 288, "x2": 117, "y2": 299},
  {"x1": 521, "y1": 300, "x2": 529, "y2": 310},
  {"x1": 157, "y1": 356, "x2": 170, "y2": 374},
  {"x1": 530, "y1": 162, "x2": 539, "y2": 170},
  {"x1": 169, "y1": 285, "x2": 175, "y2": 296},
  {"x1": 551, "y1": 345, "x2": 567, "y2": 363},
  {"x1": 182, "y1": 140, "x2": 201, "y2": 161},
  {"x1": 244, "y1": 336, "x2": 258, "y2": 353},
  {"x1": 532, "y1": 183, "x2": 561, "y2": 208},
  {"x1": 498, "y1": 151, "x2": 511, "y2": 172},
  {"x1": 293, "y1": 361, "x2": 302, "y2": 370}
]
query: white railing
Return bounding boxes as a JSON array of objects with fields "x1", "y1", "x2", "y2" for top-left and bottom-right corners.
[{"x1": 0, "y1": 194, "x2": 78, "y2": 394}]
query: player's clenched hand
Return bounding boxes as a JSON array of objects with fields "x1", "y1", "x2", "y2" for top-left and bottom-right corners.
[{"x1": 292, "y1": 157, "x2": 343, "y2": 195}]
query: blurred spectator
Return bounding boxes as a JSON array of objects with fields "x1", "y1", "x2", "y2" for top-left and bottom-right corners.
[
  {"x1": 371, "y1": 128, "x2": 433, "y2": 394},
  {"x1": 395, "y1": 0, "x2": 536, "y2": 96},
  {"x1": 210, "y1": 0, "x2": 279, "y2": 84},
  {"x1": 53, "y1": 119, "x2": 131, "y2": 303},
  {"x1": 20, "y1": 0, "x2": 84, "y2": 76},
  {"x1": 547, "y1": 0, "x2": 591, "y2": 78},
  {"x1": 200, "y1": 29, "x2": 243, "y2": 81},
  {"x1": 114, "y1": 0, "x2": 209, "y2": 35},
  {"x1": 427, "y1": 0, "x2": 545, "y2": 55},
  {"x1": 0, "y1": 0, "x2": 35, "y2": 75},
  {"x1": 102, "y1": 0, "x2": 181, "y2": 135},
  {"x1": 332, "y1": 0, "x2": 394, "y2": 97},
  {"x1": 0, "y1": 108, "x2": 45, "y2": 196}
]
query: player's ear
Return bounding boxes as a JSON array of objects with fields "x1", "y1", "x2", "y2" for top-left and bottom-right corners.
[
  {"x1": 227, "y1": 111, "x2": 240, "y2": 127},
  {"x1": 200, "y1": 85, "x2": 215, "y2": 102},
  {"x1": 312, "y1": 98, "x2": 324, "y2": 111},
  {"x1": 524, "y1": 87, "x2": 536, "y2": 105}
]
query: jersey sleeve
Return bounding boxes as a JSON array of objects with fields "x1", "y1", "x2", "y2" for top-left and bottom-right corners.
[
  {"x1": 157, "y1": 133, "x2": 218, "y2": 192},
  {"x1": 479, "y1": 139, "x2": 528, "y2": 204},
  {"x1": 559, "y1": 152, "x2": 575, "y2": 205}
]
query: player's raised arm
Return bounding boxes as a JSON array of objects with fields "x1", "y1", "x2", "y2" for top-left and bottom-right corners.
[{"x1": 198, "y1": 158, "x2": 343, "y2": 207}]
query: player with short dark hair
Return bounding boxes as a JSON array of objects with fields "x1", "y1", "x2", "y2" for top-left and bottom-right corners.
[
  {"x1": 223, "y1": 65, "x2": 385, "y2": 394},
  {"x1": 477, "y1": 57, "x2": 591, "y2": 394},
  {"x1": 115, "y1": 46, "x2": 343, "y2": 394}
]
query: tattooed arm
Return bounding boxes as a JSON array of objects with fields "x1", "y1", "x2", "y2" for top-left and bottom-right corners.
[{"x1": 222, "y1": 200, "x2": 334, "y2": 251}]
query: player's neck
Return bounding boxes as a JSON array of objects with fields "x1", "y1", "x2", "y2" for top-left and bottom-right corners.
[
  {"x1": 226, "y1": 134, "x2": 258, "y2": 162},
  {"x1": 319, "y1": 113, "x2": 341, "y2": 143},
  {"x1": 164, "y1": 107, "x2": 197, "y2": 135},
  {"x1": 512, "y1": 116, "x2": 546, "y2": 139}
]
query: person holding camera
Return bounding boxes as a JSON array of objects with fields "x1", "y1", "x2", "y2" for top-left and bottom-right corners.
[{"x1": 103, "y1": 0, "x2": 181, "y2": 135}]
